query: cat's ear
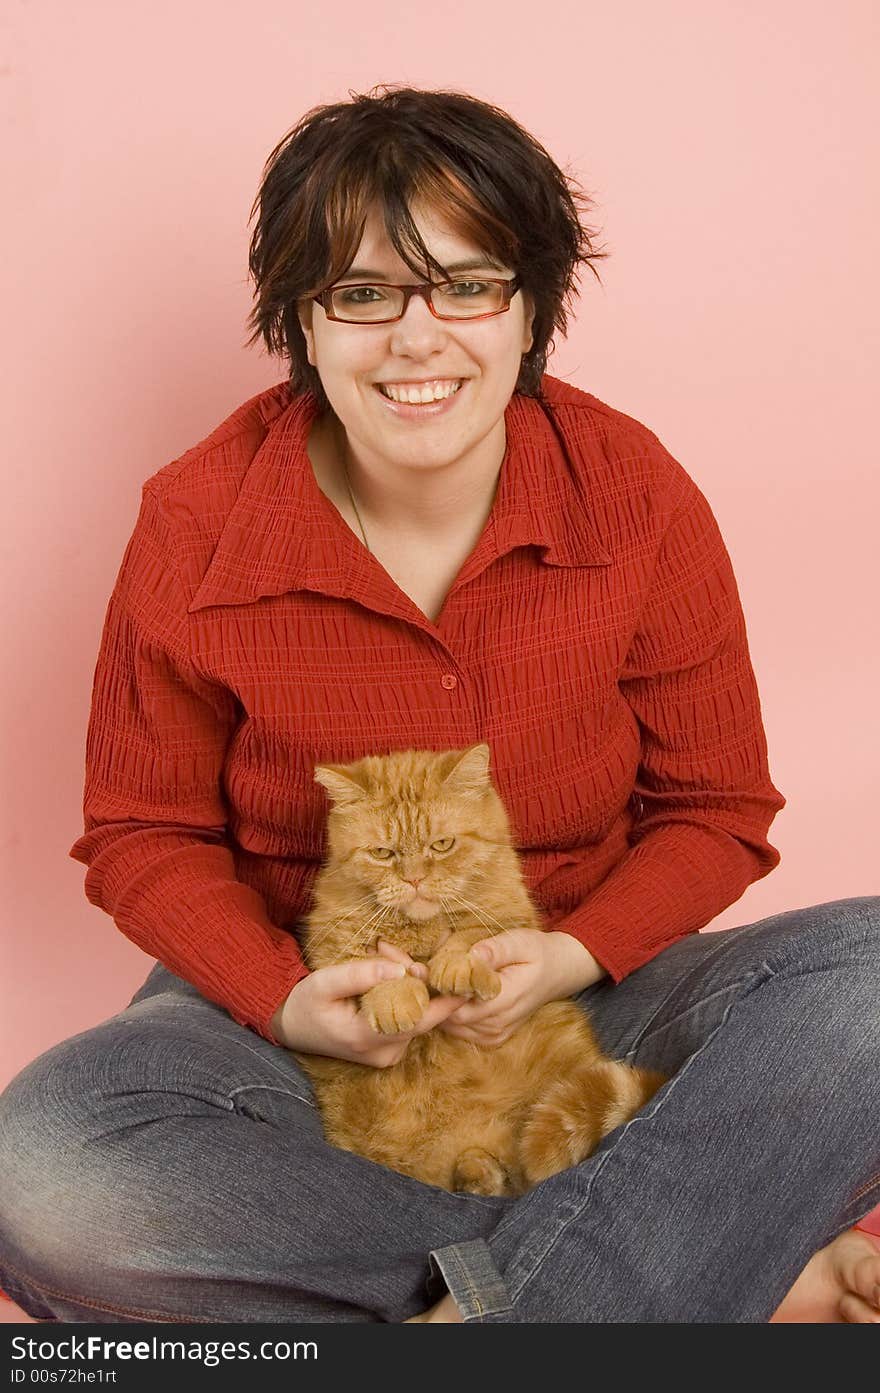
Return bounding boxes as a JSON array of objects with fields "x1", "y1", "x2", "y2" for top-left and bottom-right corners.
[
  {"x1": 314, "y1": 763, "x2": 370, "y2": 807},
  {"x1": 441, "y1": 743, "x2": 492, "y2": 795}
]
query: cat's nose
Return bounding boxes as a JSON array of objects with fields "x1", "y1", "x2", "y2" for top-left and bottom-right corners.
[{"x1": 404, "y1": 876, "x2": 425, "y2": 889}]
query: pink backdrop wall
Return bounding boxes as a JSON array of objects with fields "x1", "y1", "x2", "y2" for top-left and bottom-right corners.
[{"x1": 2, "y1": 2, "x2": 877, "y2": 1103}]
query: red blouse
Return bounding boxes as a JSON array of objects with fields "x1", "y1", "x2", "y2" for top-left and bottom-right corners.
[{"x1": 69, "y1": 373, "x2": 785, "y2": 1043}]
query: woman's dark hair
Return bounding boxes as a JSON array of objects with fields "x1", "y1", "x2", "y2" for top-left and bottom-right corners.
[{"x1": 245, "y1": 84, "x2": 609, "y2": 412}]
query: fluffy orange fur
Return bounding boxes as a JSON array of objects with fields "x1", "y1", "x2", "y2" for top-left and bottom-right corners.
[{"x1": 292, "y1": 743, "x2": 666, "y2": 1196}]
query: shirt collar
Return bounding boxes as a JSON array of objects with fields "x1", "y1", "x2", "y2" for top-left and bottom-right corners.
[{"x1": 186, "y1": 380, "x2": 612, "y2": 618}]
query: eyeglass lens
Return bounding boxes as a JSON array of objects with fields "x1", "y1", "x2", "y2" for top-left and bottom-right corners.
[{"x1": 330, "y1": 280, "x2": 506, "y2": 322}]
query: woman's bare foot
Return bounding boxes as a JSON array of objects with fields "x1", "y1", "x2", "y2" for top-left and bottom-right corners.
[
  {"x1": 770, "y1": 1226, "x2": 880, "y2": 1322},
  {"x1": 404, "y1": 1292, "x2": 463, "y2": 1323}
]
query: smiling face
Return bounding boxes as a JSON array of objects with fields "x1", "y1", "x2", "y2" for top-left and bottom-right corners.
[{"x1": 297, "y1": 200, "x2": 535, "y2": 477}]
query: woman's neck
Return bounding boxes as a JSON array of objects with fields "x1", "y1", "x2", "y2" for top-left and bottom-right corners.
[{"x1": 310, "y1": 412, "x2": 506, "y2": 543}]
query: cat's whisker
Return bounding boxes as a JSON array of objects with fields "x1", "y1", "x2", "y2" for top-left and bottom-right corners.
[
  {"x1": 326, "y1": 903, "x2": 398, "y2": 966},
  {"x1": 325, "y1": 895, "x2": 379, "y2": 928},
  {"x1": 307, "y1": 902, "x2": 375, "y2": 947},
  {"x1": 437, "y1": 887, "x2": 479, "y2": 919},
  {"x1": 347, "y1": 908, "x2": 395, "y2": 954},
  {"x1": 299, "y1": 896, "x2": 379, "y2": 954},
  {"x1": 451, "y1": 891, "x2": 504, "y2": 936},
  {"x1": 442, "y1": 888, "x2": 507, "y2": 936},
  {"x1": 319, "y1": 888, "x2": 380, "y2": 918},
  {"x1": 437, "y1": 894, "x2": 465, "y2": 927},
  {"x1": 300, "y1": 908, "x2": 373, "y2": 952}
]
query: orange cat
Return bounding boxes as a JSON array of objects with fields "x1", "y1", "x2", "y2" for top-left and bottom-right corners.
[{"x1": 292, "y1": 743, "x2": 665, "y2": 1196}]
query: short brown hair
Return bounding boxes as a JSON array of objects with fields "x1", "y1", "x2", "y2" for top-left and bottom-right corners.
[{"x1": 245, "y1": 84, "x2": 609, "y2": 411}]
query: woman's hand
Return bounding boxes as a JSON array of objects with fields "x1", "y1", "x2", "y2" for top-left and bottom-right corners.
[
  {"x1": 433, "y1": 929, "x2": 606, "y2": 1046},
  {"x1": 270, "y1": 943, "x2": 463, "y2": 1068}
]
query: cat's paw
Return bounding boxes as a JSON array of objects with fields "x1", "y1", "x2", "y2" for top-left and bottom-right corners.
[
  {"x1": 452, "y1": 1147, "x2": 512, "y2": 1196},
  {"x1": 427, "y1": 951, "x2": 502, "y2": 1000},
  {"x1": 359, "y1": 976, "x2": 430, "y2": 1034}
]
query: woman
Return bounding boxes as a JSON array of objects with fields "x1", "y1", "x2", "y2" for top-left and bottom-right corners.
[{"x1": 0, "y1": 85, "x2": 878, "y2": 1324}]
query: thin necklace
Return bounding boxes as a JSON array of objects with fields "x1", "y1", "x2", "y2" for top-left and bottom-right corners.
[{"x1": 342, "y1": 456, "x2": 371, "y2": 553}]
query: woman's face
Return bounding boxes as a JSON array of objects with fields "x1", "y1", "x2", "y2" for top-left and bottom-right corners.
[{"x1": 297, "y1": 201, "x2": 535, "y2": 477}]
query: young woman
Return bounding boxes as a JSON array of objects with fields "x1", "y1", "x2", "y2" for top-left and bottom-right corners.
[{"x1": 1, "y1": 86, "x2": 877, "y2": 1324}]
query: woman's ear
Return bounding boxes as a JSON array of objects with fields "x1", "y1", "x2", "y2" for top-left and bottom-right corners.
[
  {"x1": 297, "y1": 300, "x2": 316, "y2": 367},
  {"x1": 521, "y1": 291, "x2": 536, "y2": 356}
]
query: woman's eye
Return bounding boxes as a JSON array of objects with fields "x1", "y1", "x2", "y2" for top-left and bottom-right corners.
[
  {"x1": 371, "y1": 847, "x2": 395, "y2": 860},
  {"x1": 430, "y1": 837, "x2": 455, "y2": 853},
  {"x1": 341, "y1": 286, "x2": 385, "y2": 303},
  {"x1": 448, "y1": 281, "x2": 486, "y2": 296}
]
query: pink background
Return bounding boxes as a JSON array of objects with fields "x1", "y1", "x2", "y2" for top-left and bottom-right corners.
[{"x1": 2, "y1": 0, "x2": 878, "y2": 1275}]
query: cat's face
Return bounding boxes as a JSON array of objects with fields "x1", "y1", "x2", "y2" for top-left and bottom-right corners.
[{"x1": 313, "y1": 745, "x2": 509, "y2": 950}]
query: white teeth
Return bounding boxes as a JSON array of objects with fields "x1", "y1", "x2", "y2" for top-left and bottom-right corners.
[{"x1": 379, "y1": 380, "x2": 462, "y2": 404}]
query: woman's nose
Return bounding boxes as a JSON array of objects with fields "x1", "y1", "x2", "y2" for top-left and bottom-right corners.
[{"x1": 389, "y1": 292, "x2": 448, "y2": 352}]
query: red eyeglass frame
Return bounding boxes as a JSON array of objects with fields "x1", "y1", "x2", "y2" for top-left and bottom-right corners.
[{"x1": 310, "y1": 276, "x2": 522, "y2": 324}]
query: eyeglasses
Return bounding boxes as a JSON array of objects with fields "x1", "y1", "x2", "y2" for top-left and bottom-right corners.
[{"x1": 310, "y1": 275, "x2": 522, "y2": 324}]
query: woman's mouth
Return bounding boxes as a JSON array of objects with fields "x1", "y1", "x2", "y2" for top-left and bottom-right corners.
[{"x1": 373, "y1": 378, "x2": 466, "y2": 419}]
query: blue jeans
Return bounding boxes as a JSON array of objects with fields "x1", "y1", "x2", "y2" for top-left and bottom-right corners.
[{"x1": 1, "y1": 896, "x2": 878, "y2": 1323}]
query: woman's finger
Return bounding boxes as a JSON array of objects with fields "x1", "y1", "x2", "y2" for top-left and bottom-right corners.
[
  {"x1": 320, "y1": 956, "x2": 408, "y2": 1003},
  {"x1": 373, "y1": 938, "x2": 408, "y2": 961},
  {"x1": 412, "y1": 993, "x2": 468, "y2": 1034},
  {"x1": 440, "y1": 1021, "x2": 512, "y2": 1045},
  {"x1": 448, "y1": 992, "x2": 521, "y2": 1026},
  {"x1": 373, "y1": 938, "x2": 429, "y2": 980},
  {"x1": 838, "y1": 1291, "x2": 880, "y2": 1323}
]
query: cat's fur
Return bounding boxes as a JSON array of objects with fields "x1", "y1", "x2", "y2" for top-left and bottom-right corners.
[{"x1": 292, "y1": 743, "x2": 666, "y2": 1196}]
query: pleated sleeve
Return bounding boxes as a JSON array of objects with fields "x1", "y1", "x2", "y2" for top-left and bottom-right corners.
[
  {"x1": 68, "y1": 483, "x2": 308, "y2": 1041},
  {"x1": 555, "y1": 465, "x2": 786, "y2": 980}
]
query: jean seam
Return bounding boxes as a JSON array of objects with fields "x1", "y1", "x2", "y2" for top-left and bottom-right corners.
[
  {"x1": 500, "y1": 966, "x2": 768, "y2": 1309},
  {"x1": 433, "y1": 1192, "x2": 510, "y2": 1210},
  {"x1": 448, "y1": 1248, "x2": 485, "y2": 1319},
  {"x1": 622, "y1": 931, "x2": 755, "y2": 1061},
  {"x1": 0, "y1": 1254, "x2": 206, "y2": 1324},
  {"x1": 122, "y1": 1011, "x2": 320, "y2": 1103},
  {"x1": 128, "y1": 1014, "x2": 309, "y2": 1088},
  {"x1": 850, "y1": 1173, "x2": 880, "y2": 1205},
  {"x1": 622, "y1": 971, "x2": 768, "y2": 1062},
  {"x1": 229, "y1": 1084, "x2": 317, "y2": 1111}
]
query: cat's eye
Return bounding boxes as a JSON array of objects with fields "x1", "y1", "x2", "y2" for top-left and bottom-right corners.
[
  {"x1": 370, "y1": 847, "x2": 396, "y2": 860},
  {"x1": 430, "y1": 837, "x2": 455, "y2": 853}
]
